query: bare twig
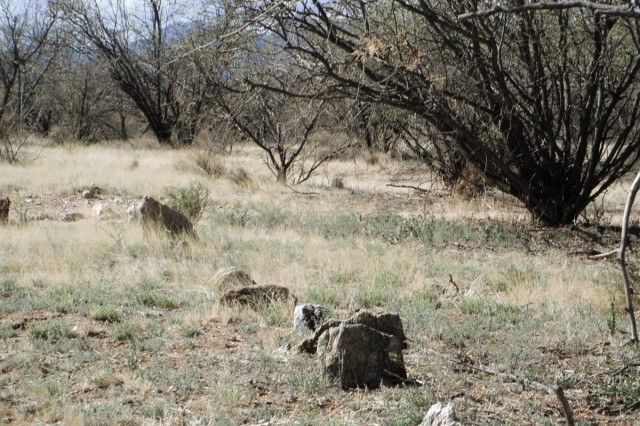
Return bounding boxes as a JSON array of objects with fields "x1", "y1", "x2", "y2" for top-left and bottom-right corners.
[
  {"x1": 589, "y1": 248, "x2": 620, "y2": 260},
  {"x1": 426, "y1": 348, "x2": 554, "y2": 393},
  {"x1": 386, "y1": 183, "x2": 429, "y2": 193},
  {"x1": 284, "y1": 185, "x2": 320, "y2": 196},
  {"x1": 619, "y1": 171, "x2": 640, "y2": 347},
  {"x1": 448, "y1": 274, "x2": 460, "y2": 296}
]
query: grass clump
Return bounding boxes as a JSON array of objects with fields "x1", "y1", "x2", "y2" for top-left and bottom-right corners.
[
  {"x1": 30, "y1": 320, "x2": 78, "y2": 343},
  {"x1": 112, "y1": 322, "x2": 137, "y2": 342},
  {"x1": 93, "y1": 306, "x2": 121, "y2": 323},
  {"x1": 164, "y1": 181, "x2": 209, "y2": 224},
  {"x1": 135, "y1": 280, "x2": 183, "y2": 310},
  {"x1": 0, "y1": 278, "x2": 16, "y2": 297},
  {"x1": 135, "y1": 290, "x2": 182, "y2": 310}
]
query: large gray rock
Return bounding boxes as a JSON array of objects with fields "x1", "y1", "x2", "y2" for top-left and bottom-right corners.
[
  {"x1": 293, "y1": 304, "x2": 324, "y2": 333},
  {"x1": 316, "y1": 322, "x2": 407, "y2": 389},
  {"x1": 419, "y1": 402, "x2": 462, "y2": 426}
]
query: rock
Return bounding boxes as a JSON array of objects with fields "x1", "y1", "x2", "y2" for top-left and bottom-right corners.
[
  {"x1": 213, "y1": 267, "x2": 256, "y2": 291},
  {"x1": 82, "y1": 189, "x2": 95, "y2": 199},
  {"x1": 293, "y1": 304, "x2": 324, "y2": 333},
  {"x1": 419, "y1": 402, "x2": 462, "y2": 426},
  {"x1": 317, "y1": 323, "x2": 407, "y2": 389},
  {"x1": 127, "y1": 201, "x2": 141, "y2": 222},
  {"x1": 345, "y1": 310, "x2": 408, "y2": 349},
  {"x1": 297, "y1": 310, "x2": 408, "y2": 354},
  {"x1": 220, "y1": 285, "x2": 294, "y2": 307},
  {"x1": 0, "y1": 197, "x2": 10, "y2": 224},
  {"x1": 93, "y1": 202, "x2": 113, "y2": 219},
  {"x1": 62, "y1": 212, "x2": 84, "y2": 222},
  {"x1": 138, "y1": 196, "x2": 197, "y2": 238}
]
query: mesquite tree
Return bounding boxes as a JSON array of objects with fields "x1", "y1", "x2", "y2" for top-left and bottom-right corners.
[
  {"x1": 251, "y1": 0, "x2": 640, "y2": 225},
  {"x1": 0, "y1": 0, "x2": 58, "y2": 162},
  {"x1": 64, "y1": 0, "x2": 215, "y2": 146}
]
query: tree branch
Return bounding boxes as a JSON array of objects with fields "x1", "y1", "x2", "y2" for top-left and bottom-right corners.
[{"x1": 459, "y1": 1, "x2": 640, "y2": 21}]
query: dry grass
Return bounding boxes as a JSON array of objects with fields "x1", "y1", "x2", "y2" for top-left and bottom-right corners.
[{"x1": 1, "y1": 142, "x2": 639, "y2": 425}]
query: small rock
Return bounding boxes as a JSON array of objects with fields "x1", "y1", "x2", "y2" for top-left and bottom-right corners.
[
  {"x1": 0, "y1": 197, "x2": 10, "y2": 224},
  {"x1": 63, "y1": 212, "x2": 84, "y2": 222},
  {"x1": 419, "y1": 402, "x2": 462, "y2": 426},
  {"x1": 293, "y1": 304, "x2": 324, "y2": 333},
  {"x1": 220, "y1": 285, "x2": 293, "y2": 307},
  {"x1": 82, "y1": 190, "x2": 95, "y2": 199},
  {"x1": 93, "y1": 202, "x2": 113, "y2": 219},
  {"x1": 127, "y1": 201, "x2": 140, "y2": 222},
  {"x1": 139, "y1": 196, "x2": 197, "y2": 238},
  {"x1": 213, "y1": 267, "x2": 256, "y2": 291}
]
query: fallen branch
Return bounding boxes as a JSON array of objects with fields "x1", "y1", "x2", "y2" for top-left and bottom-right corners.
[
  {"x1": 589, "y1": 249, "x2": 620, "y2": 260},
  {"x1": 555, "y1": 386, "x2": 575, "y2": 426},
  {"x1": 284, "y1": 185, "x2": 320, "y2": 196},
  {"x1": 427, "y1": 348, "x2": 576, "y2": 424},
  {"x1": 619, "y1": 171, "x2": 640, "y2": 348},
  {"x1": 386, "y1": 183, "x2": 429, "y2": 193},
  {"x1": 426, "y1": 348, "x2": 553, "y2": 393}
]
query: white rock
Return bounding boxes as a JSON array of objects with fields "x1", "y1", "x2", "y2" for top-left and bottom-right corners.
[
  {"x1": 127, "y1": 201, "x2": 141, "y2": 222},
  {"x1": 93, "y1": 202, "x2": 113, "y2": 219},
  {"x1": 420, "y1": 402, "x2": 462, "y2": 426}
]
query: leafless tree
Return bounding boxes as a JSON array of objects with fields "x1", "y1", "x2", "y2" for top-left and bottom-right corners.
[
  {"x1": 249, "y1": 0, "x2": 640, "y2": 225},
  {"x1": 219, "y1": 83, "x2": 347, "y2": 184},
  {"x1": 63, "y1": 0, "x2": 218, "y2": 146},
  {"x1": 0, "y1": 0, "x2": 58, "y2": 162}
]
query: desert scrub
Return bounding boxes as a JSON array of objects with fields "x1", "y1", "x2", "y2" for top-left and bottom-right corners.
[
  {"x1": 0, "y1": 278, "x2": 16, "y2": 297},
  {"x1": 134, "y1": 279, "x2": 184, "y2": 310},
  {"x1": 92, "y1": 306, "x2": 121, "y2": 323},
  {"x1": 164, "y1": 181, "x2": 209, "y2": 223},
  {"x1": 29, "y1": 319, "x2": 79, "y2": 352}
]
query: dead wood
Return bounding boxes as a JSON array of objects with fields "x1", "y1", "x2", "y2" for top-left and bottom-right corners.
[{"x1": 618, "y1": 171, "x2": 640, "y2": 347}]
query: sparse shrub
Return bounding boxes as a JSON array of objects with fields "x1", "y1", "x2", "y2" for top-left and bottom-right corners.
[
  {"x1": 135, "y1": 280, "x2": 182, "y2": 310},
  {"x1": 331, "y1": 176, "x2": 345, "y2": 189},
  {"x1": 0, "y1": 278, "x2": 16, "y2": 297},
  {"x1": 459, "y1": 298, "x2": 524, "y2": 325},
  {"x1": 228, "y1": 167, "x2": 251, "y2": 186},
  {"x1": 181, "y1": 324, "x2": 201, "y2": 338},
  {"x1": 141, "y1": 403, "x2": 165, "y2": 420},
  {"x1": 113, "y1": 323, "x2": 137, "y2": 342},
  {"x1": 126, "y1": 341, "x2": 141, "y2": 370},
  {"x1": 135, "y1": 290, "x2": 182, "y2": 310},
  {"x1": 30, "y1": 320, "x2": 78, "y2": 342},
  {"x1": 93, "y1": 306, "x2": 121, "y2": 323},
  {"x1": 164, "y1": 181, "x2": 209, "y2": 224},
  {"x1": 256, "y1": 300, "x2": 290, "y2": 327},
  {"x1": 607, "y1": 298, "x2": 617, "y2": 336},
  {"x1": 193, "y1": 150, "x2": 227, "y2": 178}
]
